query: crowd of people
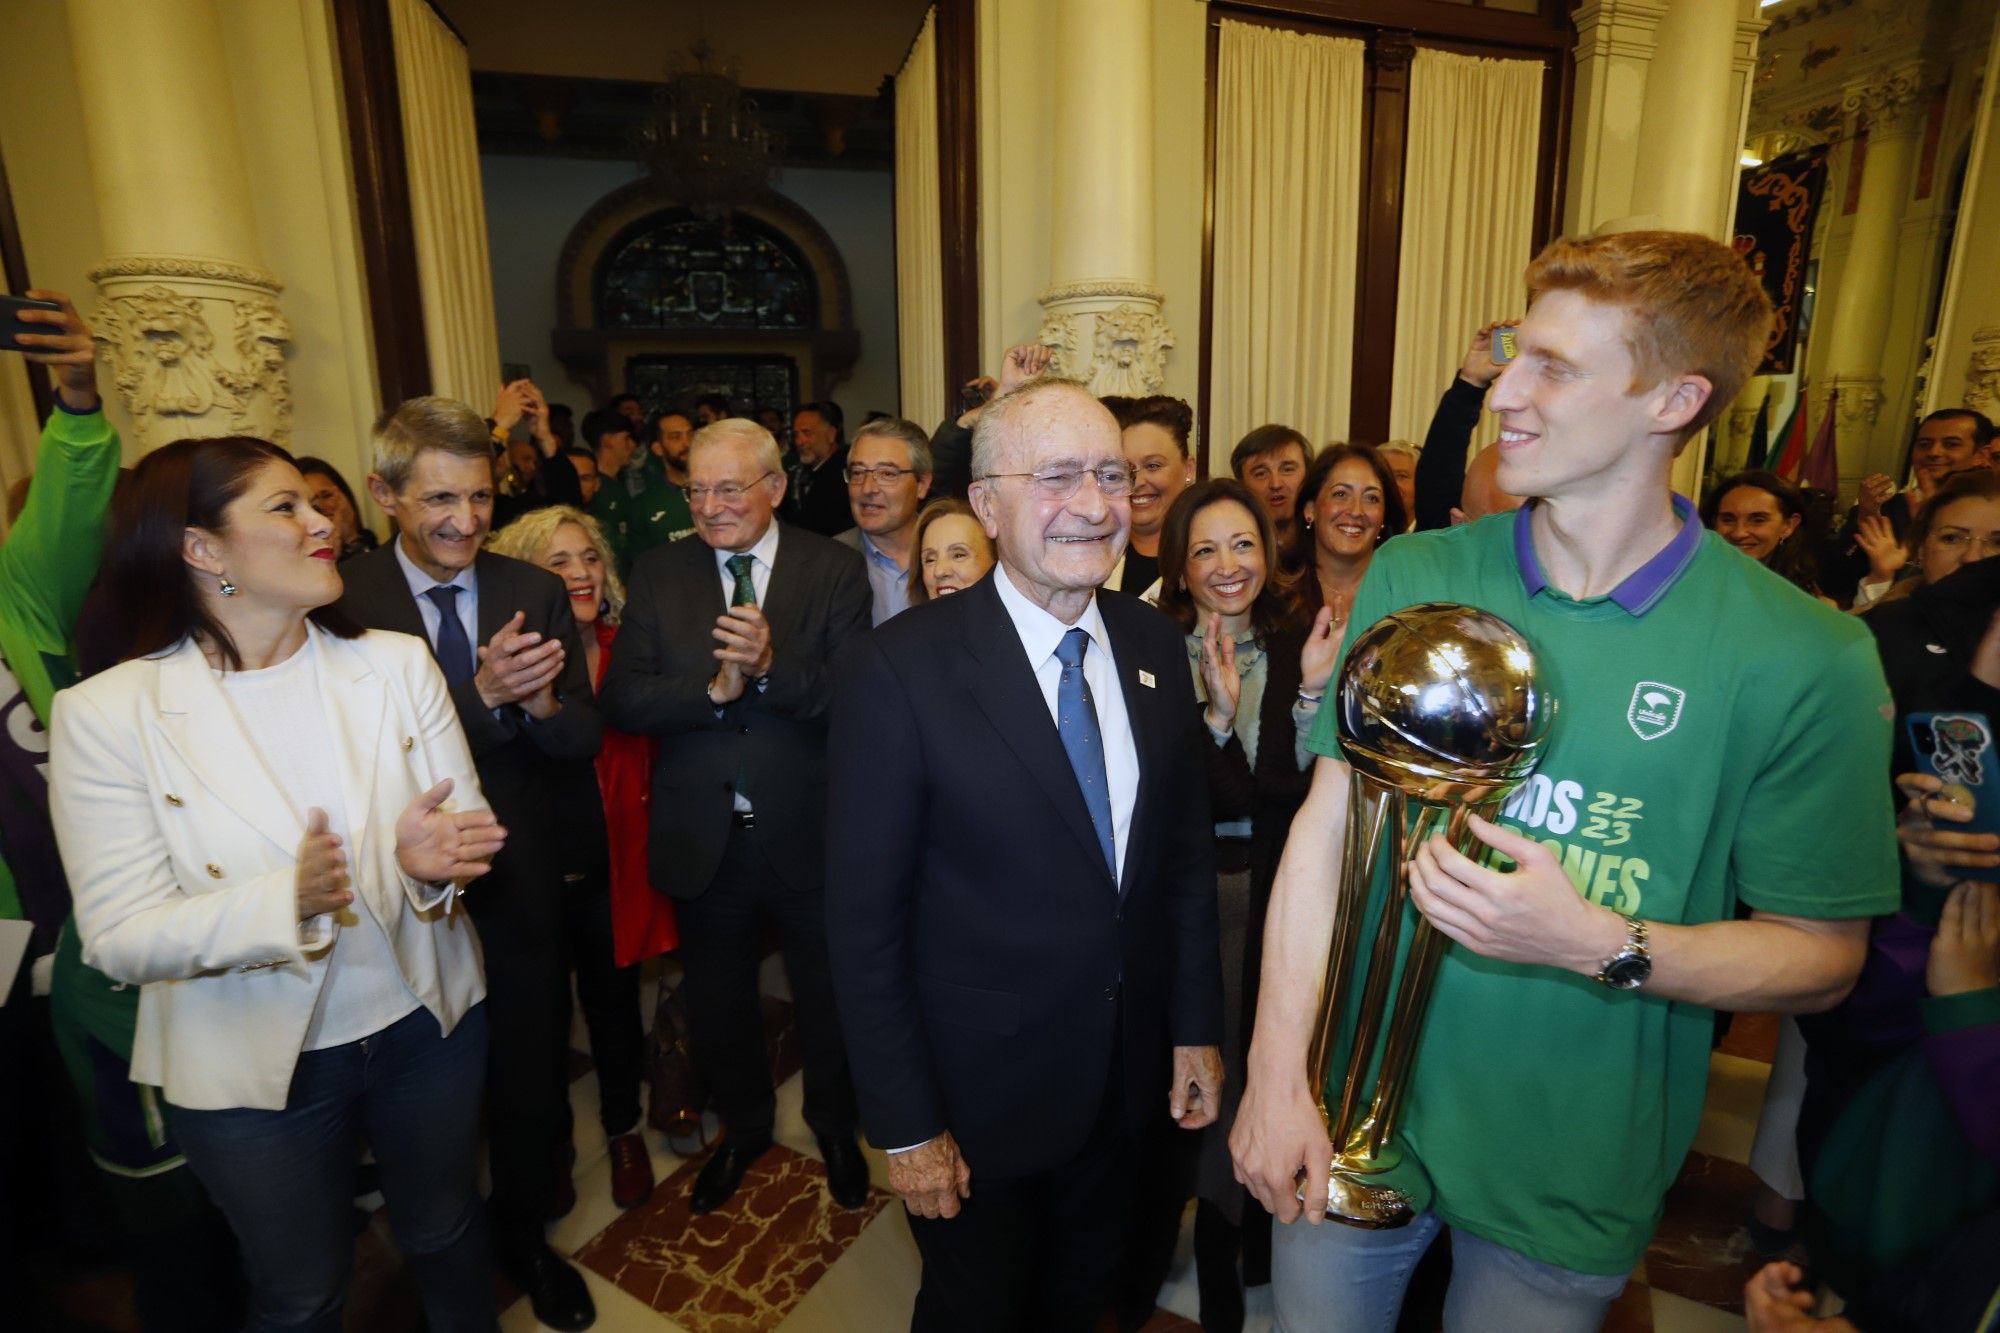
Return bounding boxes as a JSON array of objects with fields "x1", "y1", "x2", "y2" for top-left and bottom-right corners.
[{"x1": 0, "y1": 225, "x2": 1995, "y2": 1333}]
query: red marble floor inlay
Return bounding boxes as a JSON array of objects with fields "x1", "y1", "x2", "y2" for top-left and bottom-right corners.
[
  {"x1": 1716, "y1": 1011, "x2": 1781, "y2": 1065},
  {"x1": 1644, "y1": 1150, "x2": 1768, "y2": 1314},
  {"x1": 574, "y1": 1142, "x2": 889, "y2": 1331}
]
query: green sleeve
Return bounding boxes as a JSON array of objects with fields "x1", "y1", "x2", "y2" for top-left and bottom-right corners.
[
  {"x1": 0, "y1": 408, "x2": 120, "y2": 654},
  {"x1": 1304, "y1": 546, "x2": 1401, "y2": 760},
  {"x1": 1921, "y1": 985, "x2": 2000, "y2": 1035},
  {"x1": 1732, "y1": 632, "x2": 1901, "y2": 919}
]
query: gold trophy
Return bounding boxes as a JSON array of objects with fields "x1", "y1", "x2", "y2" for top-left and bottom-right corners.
[{"x1": 1305, "y1": 602, "x2": 1554, "y2": 1227}]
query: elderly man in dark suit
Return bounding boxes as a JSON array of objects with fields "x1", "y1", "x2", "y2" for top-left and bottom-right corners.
[
  {"x1": 341, "y1": 396, "x2": 604, "y2": 1332},
  {"x1": 601, "y1": 417, "x2": 873, "y2": 1215},
  {"x1": 826, "y1": 379, "x2": 1225, "y2": 1332}
]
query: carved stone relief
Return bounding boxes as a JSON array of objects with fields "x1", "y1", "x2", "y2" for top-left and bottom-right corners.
[
  {"x1": 89, "y1": 257, "x2": 292, "y2": 450},
  {"x1": 1035, "y1": 280, "x2": 1176, "y2": 398},
  {"x1": 1968, "y1": 326, "x2": 2000, "y2": 420}
]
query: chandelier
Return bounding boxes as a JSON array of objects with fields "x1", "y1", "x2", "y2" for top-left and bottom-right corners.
[{"x1": 636, "y1": 37, "x2": 780, "y2": 220}]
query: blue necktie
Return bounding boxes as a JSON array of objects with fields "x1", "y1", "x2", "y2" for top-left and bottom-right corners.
[
  {"x1": 425, "y1": 585, "x2": 475, "y2": 687},
  {"x1": 1055, "y1": 627, "x2": 1115, "y2": 879}
]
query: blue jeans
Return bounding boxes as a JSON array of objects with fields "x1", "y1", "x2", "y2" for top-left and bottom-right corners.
[
  {"x1": 168, "y1": 1004, "x2": 495, "y2": 1333},
  {"x1": 1272, "y1": 1210, "x2": 1629, "y2": 1333}
]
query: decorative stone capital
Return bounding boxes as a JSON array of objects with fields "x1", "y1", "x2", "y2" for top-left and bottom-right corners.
[
  {"x1": 1824, "y1": 374, "x2": 1885, "y2": 430},
  {"x1": 1966, "y1": 326, "x2": 2000, "y2": 421},
  {"x1": 1841, "y1": 62, "x2": 1938, "y2": 139},
  {"x1": 90, "y1": 254, "x2": 292, "y2": 451},
  {"x1": 1036, "y1": 281, "x2": 1175, "y2": 398}
]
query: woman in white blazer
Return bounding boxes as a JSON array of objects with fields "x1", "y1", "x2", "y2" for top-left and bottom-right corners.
[{"x1": 49, "y1": 435, "x2": 507, "y2": 1333}]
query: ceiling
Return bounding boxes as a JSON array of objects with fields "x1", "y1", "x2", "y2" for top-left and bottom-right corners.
[{"x1": 436, "y1": 0, "x2": 935, "y2": 97}]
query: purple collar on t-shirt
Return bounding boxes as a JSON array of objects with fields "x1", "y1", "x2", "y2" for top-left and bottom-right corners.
[{"x1": 1513, "y1": 493, "x2": 1702, "y2": 617}]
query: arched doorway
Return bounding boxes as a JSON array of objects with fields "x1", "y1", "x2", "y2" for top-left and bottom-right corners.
[{"x1": 551, "y1": 179, "x2": 859, "y2": 412}]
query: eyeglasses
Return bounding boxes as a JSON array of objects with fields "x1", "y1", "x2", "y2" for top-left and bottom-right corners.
[
  {"x1": 980, "y1": 463, "x2": 1138, "y2": 501},
  {"x1": 844, "y1": 463, "x2": 917, "y2": 487},
  {"x1": 684, "y1": 472, "x2": 776, "y2": 505}
]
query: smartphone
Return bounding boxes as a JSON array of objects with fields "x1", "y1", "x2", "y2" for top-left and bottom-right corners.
[
  {"x1": 1, "y1": 295, "x2": 62, "y2": 352},
  {"x1": 501, "y1": 361, "x2": 532, "y2": 384},
  {"x1": 959, "y1": 380, "x2": 993, "y2": 412},
  {"x1": 1908, "y1": 711, "x2": 2000, "y2": 881},
  {"x1": 1490, "y1": 325, "x2": 1519, "y2": 366}
]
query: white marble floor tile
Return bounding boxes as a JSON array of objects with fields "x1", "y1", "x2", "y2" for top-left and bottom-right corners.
[
  {"x1": 1692, "y1": 1052, "x2": 1774, "y2": 1168},
  {"x1": 500, "y1": 1259, "x2": 690, "y2": 1332},
  {"x1": 1649, "y1": 1286, "x2": 1748, "y2": 1332}
]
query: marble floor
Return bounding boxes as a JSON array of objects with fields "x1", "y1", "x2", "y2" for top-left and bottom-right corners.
[
  {"x1": 497, "y1": 970, "x2": 1794, "y2": 1333},
  {"x1": 38, "y1": 966, "x2": 1797, "y2": 1333}
]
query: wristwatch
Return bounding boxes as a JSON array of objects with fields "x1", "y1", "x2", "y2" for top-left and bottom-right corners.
[{"x1": 1595, "y1": 916, "x2": 1652, "y2": 991}]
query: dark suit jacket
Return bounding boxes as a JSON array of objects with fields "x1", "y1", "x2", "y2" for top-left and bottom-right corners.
[
  {"x1": 599, "y1": 522, "x2": 870, "y2": 901},
  {"x1": 335, "y1": 545, "x2": 605, "y2": 894},
  {"x1": 781, "y1": 445, "x2": 853, "y2": 537},
  {"x1": 825, "y1": 571, "x2": 1223, "y2": 1179}
]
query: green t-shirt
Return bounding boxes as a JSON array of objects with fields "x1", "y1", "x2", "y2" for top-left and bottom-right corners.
[
  {"x1": 590, "y1": 456, "x2": 695, "y2": 575},
  {"x1": 1304, "y1": 502, "x2": 1900, "y2": 1274}
]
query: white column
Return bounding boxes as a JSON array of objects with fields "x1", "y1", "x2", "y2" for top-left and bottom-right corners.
[
  {"x1": 66, "y1": 0, "x2": 292, "y2": 451},
  {"x1": 1035, "y1": 0, "x2": 1174, "y2": 396},
  {"x1": 1628, "y1": 0, "x2": 1748, "y2": 235},
  {"x1": 1926, "y1": 19, "x2": 2000, "y2": 423},
  {"x1": 1818, "y1": 62, "x2": 1936, "y2": 439}
]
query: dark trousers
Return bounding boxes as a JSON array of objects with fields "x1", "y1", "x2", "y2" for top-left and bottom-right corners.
[
  {"x1": 906, "y1": 1054, "x2": 1135, "y2": 1333},
  {"x1": 556, "y1": 865, "x2": 644, "y2": 1139},
  {"x1": 168, "y1": 1005, "x2": 494, "y2": 1333},
  {"x1": 463, "y1": 866, "x2": 571, "y2": 1243},
  {"x1": 676, "y1": 817, "x2": 856, "y2": 1142}
]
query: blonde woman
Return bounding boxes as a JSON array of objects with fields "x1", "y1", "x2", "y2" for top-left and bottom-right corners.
[{"x1": 488, "y1": 505, "x2": 672, "y2": 1210}]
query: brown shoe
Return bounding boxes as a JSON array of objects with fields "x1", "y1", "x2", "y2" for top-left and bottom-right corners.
[{"x1": 608, "y1": 1132, "x2": 656, "y2": 1210}]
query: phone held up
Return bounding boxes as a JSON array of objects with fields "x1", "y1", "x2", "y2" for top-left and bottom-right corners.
[
  {"x1": 1, "y1": 295, "x2": 63, "y2": 353},
  {"x1": 1490, "y1": 325, "x2": 1520, "y2": 366},
  {"x1": 1909, "y1": 711, "x2": 2000, "y2": 884}
]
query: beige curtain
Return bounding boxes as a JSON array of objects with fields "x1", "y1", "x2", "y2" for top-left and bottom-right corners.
[
  {"x1": 388, "y1": 0, "x2": 499, "y2": 414},
  {"x1": 895, "y1": 7, "x2": 944, "y2": 429},
  {"x1": 1388, "y1": 48, "x2": 1542, "y2": 446},
  {"x1": 1210, "y1": 20, "x2": 1365, "y2": 469}
]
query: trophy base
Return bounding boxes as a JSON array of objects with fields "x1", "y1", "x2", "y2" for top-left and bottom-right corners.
[{"x1": 1312, "y1": 1168, "x2": 1416, "y2": 1229}]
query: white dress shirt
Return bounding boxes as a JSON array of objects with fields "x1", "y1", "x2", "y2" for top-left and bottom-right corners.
[
  {"x1": 712, "y1": 523, "x2": 781, "y2": 812},
  {"x1": 393, "y1": 536, "x2": 480, "y2": 648},
  {"x1": 991, "y1": 563, "x2": 1139, "y2": 885},
  {"x1": 712, "y1": 522, "x2": 780, "y2": 607}
]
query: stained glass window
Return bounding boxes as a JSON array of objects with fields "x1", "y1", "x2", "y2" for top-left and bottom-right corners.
[{"x1": 597, "y1": 210, "x2": 818, "y2": 330}]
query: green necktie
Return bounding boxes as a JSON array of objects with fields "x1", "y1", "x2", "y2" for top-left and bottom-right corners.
[{"x1": 727, "y1": 552, "x2": 758, "y2": 608}]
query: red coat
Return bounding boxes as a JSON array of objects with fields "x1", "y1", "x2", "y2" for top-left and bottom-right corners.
[{"x1": 594, "y1": 619, "x2": 678, "y2": 965}]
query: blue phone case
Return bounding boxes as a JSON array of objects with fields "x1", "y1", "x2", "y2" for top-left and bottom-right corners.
[{"x1": 1907, "y1": 712, "x2": 2000, "y2": 881}]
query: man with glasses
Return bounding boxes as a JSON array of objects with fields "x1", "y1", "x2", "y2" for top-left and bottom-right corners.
[
  {"x1": 601, "y1": 418, "x2": 872, "y2": 1216},
  {"x1": 835, "y1": 417, "x2": 937, "y2": 625},
  {"x1": 827, "y1": 378, "x2": 1224, "y2": 1330}
]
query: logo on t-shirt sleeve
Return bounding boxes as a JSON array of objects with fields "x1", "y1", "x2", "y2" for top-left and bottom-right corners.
[{"x1": 1626, "y1": 681, "x2": 1685, "y2": 741}]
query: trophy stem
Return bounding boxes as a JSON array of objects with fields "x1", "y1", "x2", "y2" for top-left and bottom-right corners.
[
  {"x1": 1357, "y1": 800, "x2": 1500, "y2": 1154},
  {"x1": 1329, "y1": 780, "x2": 1412, "y2": 1147},
  {"x1": 1306, "y1": 773, "x2": 1395, "y2": 1125}
]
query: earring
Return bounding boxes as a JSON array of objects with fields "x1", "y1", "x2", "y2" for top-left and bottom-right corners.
[{"x1": 218, "y1": 577, "x2": 238, "y2": 597}]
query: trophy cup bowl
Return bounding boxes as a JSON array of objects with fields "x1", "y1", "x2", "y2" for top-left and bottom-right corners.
[{"x1": 1305, "y1": 602, "x2": 1554, "y2": 1226}]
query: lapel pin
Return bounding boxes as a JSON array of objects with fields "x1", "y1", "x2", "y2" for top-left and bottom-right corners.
[
  {"x1": 1139, "y1": 670, "x2": 1156, "y2": 689},
  {"x1": 205, "y1": 863, "x2": 224, "y2": 879},
  {"x1": 164, "y1": 793, "x2": 184, "y2": 807},
  {"x1": 402, "y1": 736, "x2": 414, "y2": 752}
]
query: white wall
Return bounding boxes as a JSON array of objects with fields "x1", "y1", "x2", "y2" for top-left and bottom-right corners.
[{"x1": 480, "y1": 154, "x2": 900, "y2": 420}]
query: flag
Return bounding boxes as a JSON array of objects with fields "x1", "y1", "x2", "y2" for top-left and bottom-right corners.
[
  {"x1": 1800, "y1": 388, "x2": 1840, "y2": 492},
  {"x1": 1772, "y1": 391, "x2": 1811, "y2": 479},
  {"x1": 1745, "y1": 391, "x2": 1772, "y2": 470}
]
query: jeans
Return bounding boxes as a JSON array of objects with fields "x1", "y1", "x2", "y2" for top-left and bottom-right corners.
[
  {"x1": 1271, "y1": 1210, "x2": 1628, "y2": 1333},
  {"x1": 168, "y1": 1003, "x2": 495, "y2": 1333}
]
